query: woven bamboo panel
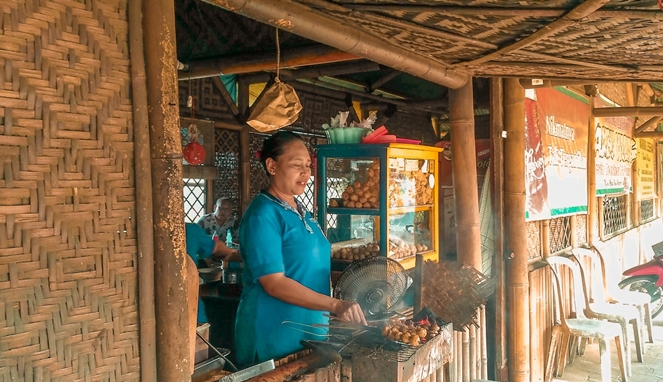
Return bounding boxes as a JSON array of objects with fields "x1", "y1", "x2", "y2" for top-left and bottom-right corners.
[
  {"x1": 421, "y1": 261, "x2": 494, "y2": 330},
  {"x1": 526, "y1": 221, "x2": 541, "y2": 259},
  {"x1": 213, "y1": 128, "x2": 240, "y2": 208},
  {"x1": 0, "y1": 1, "x2": 139, "y2": 380}
]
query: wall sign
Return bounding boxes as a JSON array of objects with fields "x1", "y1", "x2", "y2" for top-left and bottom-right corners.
[
  {"x1": 593, "y1": 98, "x2": 636, "y2": 196},
  {"x1": 636, "y1": 138, "x2": 655, "y2": 199},
  {"x1": 525, "y1": 88, "x2": 589, "y2": 221}
]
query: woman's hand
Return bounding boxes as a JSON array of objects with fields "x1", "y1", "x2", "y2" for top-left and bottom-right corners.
[{"x1": 332, "y1": 300, "x2": 367, "y2": 325}]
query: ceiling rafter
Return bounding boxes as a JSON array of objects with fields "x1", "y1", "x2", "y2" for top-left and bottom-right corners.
[
  {"x1": 460, "y1": 0, "x2": 612, "y2": 67},
  {"x1": 339, "y1": 4, "x2": 663, "y2": 20}
]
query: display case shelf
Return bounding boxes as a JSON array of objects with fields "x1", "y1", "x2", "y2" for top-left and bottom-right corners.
[
  {"x1": 326, "y1": 207, "x2": 380, "y2": 216},
  {"x1": 389, "y1": 204, "x2": 435, "y2": 214},
  {"x1": 316, "y1": 143, "x2": 442, "y2": 270}
]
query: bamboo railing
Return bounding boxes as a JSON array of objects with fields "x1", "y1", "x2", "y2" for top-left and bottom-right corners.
[{"x1": 451, "y1": 306, "x2": 488, "y2": 382}]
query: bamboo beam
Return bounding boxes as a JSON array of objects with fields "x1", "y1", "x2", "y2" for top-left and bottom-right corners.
[
  {"x1": 203, "y1": 0, "x2": 469, "y2": 89},
  {"x1": 464, "y1": 0, "x2": 611, "y2": 66},
  {"x1": 449, "y1": 77, "x2": 482, "y2": 270},
  {"x1": 179, "y1": 45, "x2": 360, "y2": 80},
  {"x1": 143, "y1": 0, "x2": 192, "y2": 379},
  {"x1": 128, "y1": 0, "x2": 157, "y2": 380},
  {"x1": 519, "y1": 79, "x2": 604, "y2": 89},
  {"x1": 489, "y1": 78, "x2": 508, "y2": 380},
  {"x1": 635, "y1": 131, "x2": 663, "y2": 139},
  {"x1": 370, "y1": 69, "x2": 401, "y2": 92},
  {"x1": 211, "y1": 77, "x2": 241, "y2": 118},
  {"x1": 635, "y1": 116, "x2": 663, "y2": 133},
  {"x1": 588, "y1": 97, "x2": 598, "y2": 245},
  {"x1": 481, "y1": 59, "x2": 627, "y2": 72},
  {"x1": 593, "y1": 106, "x2": 663, "y2": 118},
  {"x1": 284, "y1": 60, "x2": 380, "y2": 79},
  {"x1": 504, "y1": 78, "x2": 530, "y2": 382},
  {"x1": 344, "y1": 4, "x2": 663, "y2": 20}
]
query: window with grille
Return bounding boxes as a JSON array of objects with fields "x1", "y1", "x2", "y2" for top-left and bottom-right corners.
[
  {"x1": 549, "y1": 216, "x2": 572, "y2": 254},
  {"x1": 602, "y1": 195, "x2": 628, "y2": 237},
  {"x1": 183, "y1": 178, "x2": 207, "y2": 223},
  {"x1": 640, "y1": 199, "x2": 655, "y2": 222}
]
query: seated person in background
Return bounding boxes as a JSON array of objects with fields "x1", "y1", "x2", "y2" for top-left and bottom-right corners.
[
  {"x1": 185, "y1": 222, "x2": 242, "y2": 324},
  {"x1": 197, "y1": 198, "x2": 240, "y2": 243}
]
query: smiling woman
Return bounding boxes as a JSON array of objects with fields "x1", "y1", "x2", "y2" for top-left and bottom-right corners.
[{"x1": 235, "y1": 131, "x2": 366, "y2": 366}]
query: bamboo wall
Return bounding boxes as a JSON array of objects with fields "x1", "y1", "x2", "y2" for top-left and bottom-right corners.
[{"x1": 0, "y1": 1, "x2": 139, "y2": 380}]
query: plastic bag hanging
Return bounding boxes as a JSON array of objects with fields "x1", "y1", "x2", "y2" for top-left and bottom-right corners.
[{"x1": 246, "y1": 28, "x2": 302, "y2": 132}]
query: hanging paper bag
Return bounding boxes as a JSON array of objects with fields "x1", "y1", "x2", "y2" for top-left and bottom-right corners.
[{"x1": 246, "y1": 78, "x2": 302, "y2": 132}]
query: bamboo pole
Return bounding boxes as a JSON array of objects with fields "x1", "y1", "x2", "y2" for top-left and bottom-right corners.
[
  {"x1": 635, "y1": 116, "x2": 663, "y2": 134},
  {"x1": 470, "y1": 324, "x2": 477, "y2": 381},
  {"x1": 635, "y1": 131, "x2": 663, "y2": 139},
  {"x1": 464, "y1": 0, "x2": 611, "y2": 66},
  {"x1": 449, "y1": 77, "x2": 482, "y2": 270},
  {"x1": 587, "y1": 97, "x2": 598, "y2": 246},
  {"x1": 542, "y1": 220, "x2": 550, "y2": 257},
  {"x1": 179, "y1": 45, "x2": 360, "y2": 80},
  {"x1": 455, "y1": 331, "x2": 461, "y2": 382},
  {"x1": 593, "y1": 106, "x2": 663, "y2": 118},
  {"x1": 570, "y1": 215, "x2": 578, "y2": 248},
  {"x1": 143, "y1": 0, "x2": 191, "y2": 379},
  {"x1": 504, "y1": 78, "x2": 530, "y2": 382},
  {"x1": 463, "y1": 329, "x2": 470, "y2": 382},
  {"x1": 345, "y1": 4, "x2": 663, "y2": 20},
  {"x1": 202, "y1": 0, "x2": 468, "y2": 89},
  {"x1": 480, "y1": 307, "x2": 488, "y2": 379},
  {"x1": 128, "y1": 1, "x2": 157, "y2": 380},
  {"x1": 490, "y1": 78, "x2": 508, "y2": 380}
]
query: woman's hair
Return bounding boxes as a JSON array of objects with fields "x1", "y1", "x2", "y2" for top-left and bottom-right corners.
[{"x1": 260, "y1": 131, "x2": 305, "y2": 172}]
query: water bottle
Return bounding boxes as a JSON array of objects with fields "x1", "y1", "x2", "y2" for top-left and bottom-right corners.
[{"x1": 225, "y1": 229, "x2": 233, "y2": 248}]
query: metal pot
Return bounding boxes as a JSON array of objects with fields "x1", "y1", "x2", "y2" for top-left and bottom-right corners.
[{"x1": 199, "y1": 268, "x2": 222, "y2": 283}]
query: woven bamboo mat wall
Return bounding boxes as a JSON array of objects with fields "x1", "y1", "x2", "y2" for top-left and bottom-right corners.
[{"x1": 0, "y1": 0, "x2": 139, "y2": 380}]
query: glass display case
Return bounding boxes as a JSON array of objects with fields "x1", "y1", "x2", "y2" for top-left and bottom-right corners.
[{"x1": 316, "y1": 144, "x2": 442, "y2": 270}]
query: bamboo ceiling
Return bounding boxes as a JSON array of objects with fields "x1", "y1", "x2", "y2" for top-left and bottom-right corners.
[{"x1": 196, "y1": 0, "x2": 663, "y2": 82}]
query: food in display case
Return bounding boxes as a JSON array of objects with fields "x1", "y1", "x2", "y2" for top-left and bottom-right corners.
[
  {"x1": 388, "y1": 159, "x2": 434, "y2": 208},
  {"x1": 331, "y1": 242, "x2": 380, "y2": 261},
  {"x1": 317, "y1": 143, "x2": 442, "y2": 270},
  {"x1": 335, "y1": 160, "x2": 380, "y2": 209},
  {"x1": 388, "y1": 235, "x2": 429, "y2": 259}
]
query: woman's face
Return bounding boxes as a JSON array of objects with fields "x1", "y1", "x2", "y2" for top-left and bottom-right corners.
[{"x1": 266, "y1": 140, "x2": 311, "y2": 196}]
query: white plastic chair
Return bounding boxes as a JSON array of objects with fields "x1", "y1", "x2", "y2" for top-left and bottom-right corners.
[{"x1": 545, "y1": 256, "x2": 628, "y2": 382}]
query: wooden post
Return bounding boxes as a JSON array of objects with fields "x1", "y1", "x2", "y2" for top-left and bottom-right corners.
[
  {"x1": 490, "y1": 78, "x2": 508, "y2": 380},
  {"x1": 128, "y1": 0, "x2": 157, "y2": 380},
  {"x1": 504, "y1": 78, "x2": 530, "y2": 382},
  {"x1": 449, "y1": 77, "x2": 482, "y2": 270},
  {"x1": 143, "y1": 0, "x2": 192, "y2": 379},
  {"x1": 587, "y1": 96, "x2": 598, "y2": 245}
]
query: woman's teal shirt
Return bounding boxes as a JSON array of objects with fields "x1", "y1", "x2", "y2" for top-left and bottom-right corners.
[{"x1": 235, "y1": 192, "x2": 330, "y2": 365}]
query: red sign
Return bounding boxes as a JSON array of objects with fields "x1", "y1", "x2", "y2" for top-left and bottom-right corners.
[{"x1": 437, "y1": 139, "x2": 491, "y2": 187}]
